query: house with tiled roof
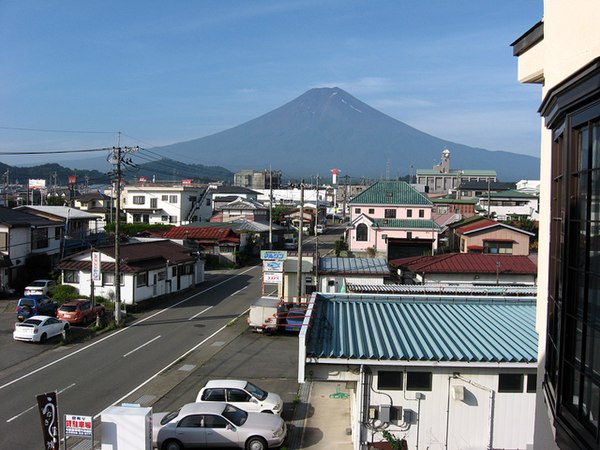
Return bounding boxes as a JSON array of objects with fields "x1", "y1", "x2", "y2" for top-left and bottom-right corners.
[
  {"x1": 347, "y1": 180, "x2": 440, "y2": 259},
  {"x1": 390, "y1": 253, "x2": 537, "y2": 286},
  {"x1": 298, "y1": 292, "x2": 537, "y2": 449},
  {"x1": 453, "y1": 217, "x2": 535, "y2": 255},
  {"x1": 59, "y1": 239, "x2": 203, "y2": 304},
  {"x1": 212, "y1": 197, "x2": 268, "y2": 223},
  {"x1": 162, "y1": 225, "x2": 240, "y2": 264}
]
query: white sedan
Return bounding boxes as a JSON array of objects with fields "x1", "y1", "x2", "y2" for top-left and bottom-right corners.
[
  {"x1": 13, "y1": 315, "x2": 69, "y2": 343},
  {"x1": 196, "y1": 380, "x2": 283, "y2": 415},
  {"x1": 24, "y1": 279, "x2": 56, "y2": 296}
]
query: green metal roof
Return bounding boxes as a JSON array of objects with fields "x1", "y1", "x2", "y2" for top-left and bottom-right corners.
[
  {"x1": 349, "y1": 181, "x2": 432, "y2": 206},
  {"x1": 431, "y1": 197, "x2": 478, "y2": 205},
  {"x1": 487, "y1": 189, "x2": 538, "y2": 199},
  {"x1": 304, "y1": 294, "x2": 537, "y2": 363},
  {"x1": 371, "y1": 218, "x2": 441, "y2": 231}
]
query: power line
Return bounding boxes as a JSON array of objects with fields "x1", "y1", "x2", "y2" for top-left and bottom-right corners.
[
  {"x1": 0, "y1": 126, "x2": 115, "y2": 134},
  {"x1": 0, "y1": 148, "x2": 111, "y2": 155}
]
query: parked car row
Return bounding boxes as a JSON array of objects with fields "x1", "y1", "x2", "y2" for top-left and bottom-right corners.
[{"x1": 152, "y1": 379, "x2": 286, "y2": 449}]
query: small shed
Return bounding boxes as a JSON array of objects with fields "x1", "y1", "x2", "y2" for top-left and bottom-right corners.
[{"x1": 318, "y1": 257, "x2": 391, "y2": 293}]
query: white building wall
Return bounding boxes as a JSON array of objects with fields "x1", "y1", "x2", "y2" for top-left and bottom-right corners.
[
  {"x1": 487, "y1": 199, "x2": 539, "y2": 221},
  {"x1": 423, "y1": 273, "x2": 536, "y2": 286},
  {"x1": 308, "y1": 364, "x2": 536, "y2": 450},
  {"x1": 5, "y1": 226, "x2": 30, "y2": 265},
  {"x1": 63, "y1": 252, "x2": 202, "y2": 305}
]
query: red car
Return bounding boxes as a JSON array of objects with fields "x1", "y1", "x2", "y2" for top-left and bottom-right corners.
[{"x1": 56, "y1": 300, "x2": 105, "y2": 325}]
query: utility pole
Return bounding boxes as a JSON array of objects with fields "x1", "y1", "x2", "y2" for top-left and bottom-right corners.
[
  {"x1": 314, "y1": 174, "x2": 320, "y2": 237},
  {"x1": 296, "y1": 179, "x2": 304, "y2": 302},
  {"x1": 3, "y1": 169, "x2": 8, "y2": 207},
  {"x1": 111, "y1": 143, "x2": 140, "y2": 325},
  {"x1": 342, "y1": 174, "x2": 350, "y2": 222},
  {"x1": 314, "y1": 174, "x2": 320, "y2": 293},
  {"x1": 268, "y1": 164, "x2": 273, "y2": 249}
]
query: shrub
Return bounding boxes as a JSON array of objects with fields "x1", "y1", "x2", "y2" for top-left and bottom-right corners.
[
  {"x1": 52, "y1": 285, "x2": 79, "y2": 303},
  {"x1": 334, "y1": 238, "x2": 348, "y2": 257}
]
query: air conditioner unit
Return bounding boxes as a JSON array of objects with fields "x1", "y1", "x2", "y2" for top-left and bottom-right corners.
[{"x1": 451, "y1": 385, "x2": 465, "y2": 401}]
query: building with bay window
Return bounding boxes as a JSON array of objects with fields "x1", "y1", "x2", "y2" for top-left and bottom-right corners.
[{"x1": 513, "y1": 2, "x2": 600, "y2": 448}]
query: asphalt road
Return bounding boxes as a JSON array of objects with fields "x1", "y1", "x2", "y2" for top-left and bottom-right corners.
[{"x1": 0, "y1": 265, "x2": 265, "y2": 450}]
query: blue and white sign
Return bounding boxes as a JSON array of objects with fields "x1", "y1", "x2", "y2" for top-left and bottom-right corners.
[
  {"x1": 263, "y1": 261, "x2": 284, "y2": 272},
  {"x1": 260, "y1": 250, "x2": 288, "y2": 261}
]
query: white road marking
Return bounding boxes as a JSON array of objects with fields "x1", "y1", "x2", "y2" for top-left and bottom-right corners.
[
  {"x1": 188, "y1": 306, "x2": 213, "y2": 321},
  {"x1": 0, "y1": 265, "x2": 258, "y2": 392},
  {"x1": 7, "y1": 383, "x2": 76, "y2": 423},
  {"x1": 123, "y1": 335, "x2": 161, "y2": 357},
  {"x1": 231, "y1": 286, "x2": 249, "y2": 296},
  {"x1": 94, "y1": 308, "x2": 250, "y2": 419}
]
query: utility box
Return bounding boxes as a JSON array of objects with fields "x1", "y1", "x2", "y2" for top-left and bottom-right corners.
[
  {"x1": 248, "y1": 297, "x2": 280, "y2": 333},
  {"x1": 379, "y1": 404, "x2": 391, "y2": 423},
  {"x1": 101, "y1": 405, "x2": 152, "y2": 450}
]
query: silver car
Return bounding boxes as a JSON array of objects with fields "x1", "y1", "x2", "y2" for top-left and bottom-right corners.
[{"x1": 152, "y1": 402, "x2": 286, "y2": 450}]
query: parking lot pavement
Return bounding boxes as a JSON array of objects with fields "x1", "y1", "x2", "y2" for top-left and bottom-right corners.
[{"x1": 74, "y1": 314, "x2": 306, "y2": 449}]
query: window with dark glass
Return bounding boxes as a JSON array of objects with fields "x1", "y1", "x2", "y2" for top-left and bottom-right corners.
[
  {"x1": 369, "y1": 208, "x2": 375, "y2": 214},
  {"x1": 406, "y1": 372, "x2": 432, "y2": 391},
  {"x1": 31, "y1": 228, "x2": 48, "y2": 249},
  {"x1": 377, "y1": 371, "x2": 403, "y2": 390},
  {"x1": 526, "y1": 373, "x2": 537, "y2": 393},
  {"x1": 407, "y1": 209, "x2": 413, "y2": 218},
  {"x1": 63, "y1": 270, "x2": 79, "y2": 283},
  {"x1": 483, "y1": 241, "x2": 513, "y2": 254},
  {"x1": 544, "y1": 93, "x2": 600, "y2": 447},
  {"x1": 384, "y1": 209, "x2": 396, "y2": 219},
  {"x1": 136, "y1": 272, "x2": 148, "y2": 287},
  {"x1": 355, "y1": 208, "x2": 361, "y2": 214},
  {"x1": 356, "y1": 223, "x2": 368, "y2": 241},
  {"x1": 498, "y1": 373, "x2": 523, "y2": 393}
]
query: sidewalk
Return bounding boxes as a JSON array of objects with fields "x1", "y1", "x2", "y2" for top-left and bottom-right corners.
[{"x1": 298, "y1": 381, "x2": 354, "y2": 449}]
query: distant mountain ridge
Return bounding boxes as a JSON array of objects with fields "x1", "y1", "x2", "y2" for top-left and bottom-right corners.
[{"x1": 154, "y1": 87, "x2": 540, "y2": 181}]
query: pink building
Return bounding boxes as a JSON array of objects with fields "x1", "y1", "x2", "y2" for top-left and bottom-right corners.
[{"x1": 347, "y1": 181, "x2": 439, "y2": 259}]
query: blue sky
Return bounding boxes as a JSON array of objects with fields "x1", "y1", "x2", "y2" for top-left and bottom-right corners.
[{"x1": 0, "y1": 1, "x2": 543, "y2": 169}]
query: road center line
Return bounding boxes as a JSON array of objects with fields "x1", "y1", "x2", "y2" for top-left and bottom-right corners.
[
  {"x1": 0, "y1": 265, "x2": 258, "y2": 392},
  {"x1": 231, "y1": 286, "x2": 249, "y2": 296},
  {"x1": 123, "y1": 335, "x2": 161, "y2": 357},
  {"x1": 94, "y1": 308, "x2": 250, "y2": 420},
  {"x1": 188, "y1": 306, "x2": 213, "y2": 321}
]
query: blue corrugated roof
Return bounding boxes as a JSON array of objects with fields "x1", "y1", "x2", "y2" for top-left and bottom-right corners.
[
  {"x1": 305, "y1": 295, "x2": 537, "y2": 363},
  {"x1": 319, "y1": 257, "x2": 390, "y2": 275}
]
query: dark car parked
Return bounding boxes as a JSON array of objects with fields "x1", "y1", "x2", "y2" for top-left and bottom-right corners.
[{"x1": 15, "y1": 296, "x2": 58, "y2": 322}]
